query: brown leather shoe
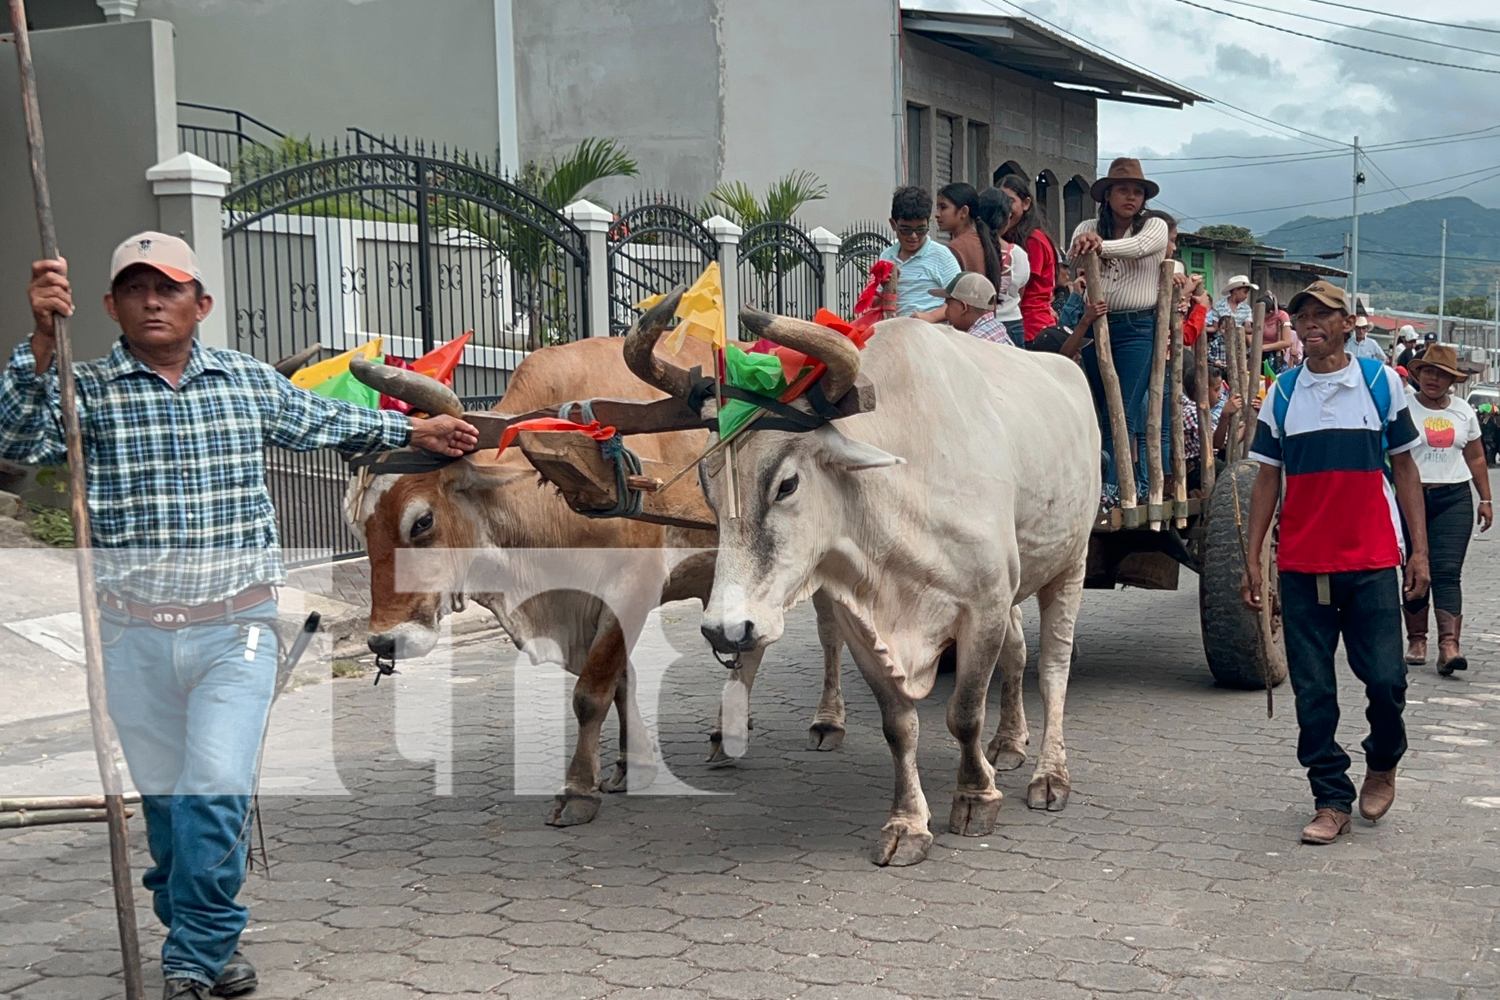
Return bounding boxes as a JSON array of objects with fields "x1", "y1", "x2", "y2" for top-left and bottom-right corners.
[
  {"x1": 1301, "y1": 808, "x2": 1351, "y2": 844},
  {"x1": 1359, "y1": 768, "x2": 1397, "y2": 821},
  {"x1": 1436, "y1": 610, "x2": 1468, "y2": 676},
  {"x1": 1404, "y1": 608, "x2": 1428, "y2": 665}
]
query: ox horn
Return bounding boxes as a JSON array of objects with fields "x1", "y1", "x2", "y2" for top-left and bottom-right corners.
[
  {"x1": 622, "y1": 286, "x2": 699, "y2": 404},
  {"x1": 348, "y1": 356, "x2": 464, "y2": 417},
  {"x1": 272, "y1": 343, "x2": 323, "y2": 377},
  {"x1": 738, "y1": 306, "x2": 861, "y2": 405}
]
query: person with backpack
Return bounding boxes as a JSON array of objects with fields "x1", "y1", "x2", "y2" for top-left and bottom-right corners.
[{"x1": 1242, "y1": 279, "x2": 1429, "y2": 846}]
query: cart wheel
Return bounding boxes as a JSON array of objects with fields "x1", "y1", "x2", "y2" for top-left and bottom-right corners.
[{"x1": 1199, "y1": 459, "x2": 1288, "y2": 690}]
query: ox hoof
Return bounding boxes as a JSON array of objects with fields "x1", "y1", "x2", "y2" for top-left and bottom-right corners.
[
  {"x1": 807, "y1": 721, "x2": 846, "y2": 752},
  {"x1": 600, "y1": 758, "x2": 657, "y2": 794},
  {"x1": 986, "y1": 741, "x2": 1027, "y2": 771},
  {"x1": 1026, "y1": 773, "x2": 1071, "y2": 812},
  {"x1": 949, "y1": 789, "x2": 1004, "y2": 837},
  {"x1": 872, "y1": 820, "x2": 934, "y2": 867},
  {"x1": 546, "y1": 791, "x2": 601, "y2": 827}
]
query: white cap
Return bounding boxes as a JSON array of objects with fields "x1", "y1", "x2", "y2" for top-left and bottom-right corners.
[
  {"x1": 1223, "y1": 274, "x2": 1259, "y2": 293},
  {"x1": 109, "y1": 231, "x2": 203, "y2": 287}
]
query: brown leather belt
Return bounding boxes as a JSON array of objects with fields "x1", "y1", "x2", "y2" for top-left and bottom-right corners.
[{"x1": 100, "y1": 585, "x2": 276, "y2": 630}]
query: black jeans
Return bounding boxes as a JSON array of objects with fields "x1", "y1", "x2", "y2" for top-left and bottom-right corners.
[
  {"x1": 1281, "y1": 569, "x2": 1408, "y2": 812},
  {"x1": 1403, "y1": 483, "x2": 1473, "y2": 616}
]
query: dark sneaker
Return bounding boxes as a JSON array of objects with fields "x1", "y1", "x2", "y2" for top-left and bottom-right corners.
[
  {"x1": 164, "y1": 980, "x2": 210, "y2": 1000},
  {"x1": 212, "y1": 951, "x2": 258, "y2": 997}
]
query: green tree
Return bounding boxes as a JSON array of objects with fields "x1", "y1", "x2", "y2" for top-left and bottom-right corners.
[
  {"x1": 704, "y1": 172, "x2": 828, "y2": 310},
  {"x1": 1421, "y1": 295, "x2": 1492, "y2": 319},
  {"x1": 451, "y1": 139, "x2": 638, "y2": 349},
  {"x1": 1195, "y1": 223, "x2": 1254, "y2": 243}
]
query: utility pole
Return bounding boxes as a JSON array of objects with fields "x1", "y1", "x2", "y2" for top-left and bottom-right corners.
[
  {"x1": 1492, "y1": 277, "x2": 1498, "y2": 372},
  {"x1": 1438, "y1": 219, "x2": 1448, "y2": 343},
  {"x1": 1341, "y1": 232, "x2": 1351, "y2": 275},
  {"x1": 1350, "y1": 136, "x2": 1363, "y2": 305}
]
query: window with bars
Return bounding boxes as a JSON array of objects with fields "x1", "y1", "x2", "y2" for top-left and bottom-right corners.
[
  {"x1": 966, "y1": 122, "x2": 986, "y2": 187},
  {"x1": 905, "y1": 104, "x2": 926, "y2": 188},
  {"x1": 935, "y1": 113, "x2": 957, "y2": 189}
]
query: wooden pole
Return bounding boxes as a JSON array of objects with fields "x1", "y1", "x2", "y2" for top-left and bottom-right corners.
[
  {"x1": 1146, "y1": 261, "x2": 1173, "y2": 530},
  {"x1": 1170, "y1": 284, "x2": 1188, "y2": 528},
  {"x1": 6, "y1": 5, "x2": 144, "y2": 996},
  {"x1": 1247, "y1": 298, "x2": 1267, "y2": 461},
  {"x1": 1196, "y1": 322, "x2": 1216, "y2": 498},
  {"x1": 1082, "y1": 252, "x2": 1136, "y2": 510},
  {"x1": 1223, "y1": 315, "x2": 1245, "y2": 469}
]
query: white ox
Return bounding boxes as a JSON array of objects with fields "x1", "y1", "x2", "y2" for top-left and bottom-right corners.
[{"x1": 625, "y1": 304, "x2": 1100, "y2": 865}]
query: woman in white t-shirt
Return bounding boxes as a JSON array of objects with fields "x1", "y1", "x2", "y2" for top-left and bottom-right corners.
[{"x1": 1402, "y1": 345, "x2": 1493, "y2": 674}]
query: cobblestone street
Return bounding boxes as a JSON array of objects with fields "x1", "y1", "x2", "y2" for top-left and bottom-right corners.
[{"x1": 3, "y1": 520, "x2": 1499, "y2": 999}]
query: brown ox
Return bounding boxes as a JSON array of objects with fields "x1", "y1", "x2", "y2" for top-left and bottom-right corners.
[{"x1": 345, "y1": 335, "x2": 846, "y2": 826}]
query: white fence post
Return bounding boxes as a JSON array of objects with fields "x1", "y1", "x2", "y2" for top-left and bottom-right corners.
[
  {"x1": 564, "y1": 199, "x2": 613, "y2": 338},
  {"x1": 706, "y1": 215, "x2": 742, "y2": 343},
  {"x1": 809, "y1": 227, "x2": 841, "y2": 316},
  {"x1": 147, "y1": 152, "x2": 231, "y2": 349}
]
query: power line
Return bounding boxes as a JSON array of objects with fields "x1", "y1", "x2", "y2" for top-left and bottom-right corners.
[
  {"x1": 1107, "y1": 123, "x2": 1500, "y2": 164},
  {"x1": 971, "y1": 0, "x2": 1350, "y2": 149},
  {"x1": 1167, "y1": 0, "x2": 1500, "y2": 75},
  {"x1": 1361, "y1": 154, "x2": 1414, "y2": 204},
  {"x1": 1284, "y1": 0, "x2": 1500, "y2": 35},
  {"x1": 1210, "y1": 0, "x2": 1500, "y2": 59},
  {"x1": 1253, "y1": 164, "x2": 1500, "y2": 238}
]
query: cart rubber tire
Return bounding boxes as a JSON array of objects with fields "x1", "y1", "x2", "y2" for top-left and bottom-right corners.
[{"x1": 1199, "y1": 458, "x2": 1289, "y2": 690}]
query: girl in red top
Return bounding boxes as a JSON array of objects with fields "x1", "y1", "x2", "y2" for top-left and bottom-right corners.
[{"x1": 998, "y1": 174, "x2": 1057, "y2": 345}]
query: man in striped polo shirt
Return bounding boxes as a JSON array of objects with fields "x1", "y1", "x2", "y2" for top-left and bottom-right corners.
[{"x1": 1242, "y1": 280, "x2": 1429, "y2": 846}]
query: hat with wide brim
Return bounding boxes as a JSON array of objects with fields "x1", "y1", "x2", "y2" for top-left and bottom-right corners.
[
  {"x1": 1091, "y1": 157, "x2": 1160, "y2": 202},
  {"x1": 1409, "y1": 344, "x2": 1469, "y2": 381}
]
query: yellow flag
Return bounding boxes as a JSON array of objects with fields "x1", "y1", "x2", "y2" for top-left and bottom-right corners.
[
  {"x1": 633, "y1": 263, "x2": 726, "y2": 354},
  {"x1": 290, "y1": 337, "x2": 383, "y2": 389}
]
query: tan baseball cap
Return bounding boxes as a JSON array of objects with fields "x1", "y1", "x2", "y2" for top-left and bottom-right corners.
[
  {"x1": 109, "y1": 231, "x2": 203, "y2": 286},
  {"x1": 928, "y1": 272, "x2": 997, "y2": 311},
  {"x1": 1286, "y1": 279, "x2": 1350, "y2": 316}
]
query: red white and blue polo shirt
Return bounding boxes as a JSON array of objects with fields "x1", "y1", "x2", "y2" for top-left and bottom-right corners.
[{"x1": 1249, "y1": 360, "x2": 1419, "y2": 574}]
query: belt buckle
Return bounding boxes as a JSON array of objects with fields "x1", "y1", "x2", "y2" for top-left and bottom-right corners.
[{"x1": 147, "y1": 604, "x2": 193, "y2": 630}]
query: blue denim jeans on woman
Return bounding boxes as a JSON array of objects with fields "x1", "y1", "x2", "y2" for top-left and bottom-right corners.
[
  {"x1": 101, "y1": 599, "x2": 279, "y2": 988},
  {"x1": 1082, "y1": 308, "x2": 1158, "y2": 494}
]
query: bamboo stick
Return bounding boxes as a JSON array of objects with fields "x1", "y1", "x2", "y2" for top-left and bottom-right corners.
[
  {"x1": 7, "y1": 5, "x2": 144, "y2": 995},
  {"x1": 0, "y1": 806, "x2": 137, "y2": 829},
  {"x1": 1146, "y1": 261, "x2": 1173, "y2": 530},
  {"x1": 1170, "y1": 284, "x2": 1188, "y2": 529},
  {"x1": 1196, "y1": 322, "x2": 1216, "y2": 498},
  {"x1": 1247, "y1": 299, "x2": 1268, "y2": 460},
  {"x1": 1082, "y1": 252, "x2": 1136, "y2": 509},
  {"x1": 1, "y1": 793, "x2": 142, "y2": 812}
]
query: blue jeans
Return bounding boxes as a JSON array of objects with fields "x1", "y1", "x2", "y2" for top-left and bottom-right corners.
[
  {"x1": 101, "y1": 599, "x2": 279, "y2": 986},
  {"x1": 1082, "y1": 309, "x2": 1158, "y2": 493}
]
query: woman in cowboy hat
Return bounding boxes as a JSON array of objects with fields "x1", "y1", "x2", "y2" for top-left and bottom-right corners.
[
  {"x1": 1067, "y1": 156, "x2": 1170, "y2": 501},
  {"x1": 1402, "y1": 344, "x2": 1493, "y2": 674}
]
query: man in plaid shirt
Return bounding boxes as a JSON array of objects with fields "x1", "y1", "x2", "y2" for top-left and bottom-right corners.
[{"x1": 2, "y1": 234, "x2": 476, "y2": 999}]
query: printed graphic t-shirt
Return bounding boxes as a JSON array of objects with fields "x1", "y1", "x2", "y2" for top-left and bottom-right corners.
[
  {"x1": 1249, "y1": 360, "x2": 1419, "y2": 573},
  {"x1": 1406, "y1": 387, "x2": 1481, "y2": 485}
]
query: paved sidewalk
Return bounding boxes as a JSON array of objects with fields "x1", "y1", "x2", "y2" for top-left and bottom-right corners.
[{"x1": 3, "y1": 528, "x2": 1499, "y2": 998}]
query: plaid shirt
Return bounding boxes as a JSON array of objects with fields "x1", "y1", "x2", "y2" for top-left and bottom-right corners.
[
  {"x1": 965, "y1": 312, "x2": 1016, "y2": 346},
  {"x1": 1, "y1": 338, "x2": 409, "y2": 604}
]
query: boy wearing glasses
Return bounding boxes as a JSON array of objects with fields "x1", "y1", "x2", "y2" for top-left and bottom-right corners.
[{"x1": 878, "y1": 186, "x2": 960, "y2": 320}]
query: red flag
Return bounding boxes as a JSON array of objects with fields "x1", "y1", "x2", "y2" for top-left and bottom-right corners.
[{"x1": 494, "y1": 418, "x2": 617, "y2": 458}]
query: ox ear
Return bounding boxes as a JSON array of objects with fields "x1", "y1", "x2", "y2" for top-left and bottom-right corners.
[
  {"x1": 443, "y1": 457, "x2": 540, "y2": 493},
  {"x1": 814, "y1": 425, "x2": 906, "y2": 472}
]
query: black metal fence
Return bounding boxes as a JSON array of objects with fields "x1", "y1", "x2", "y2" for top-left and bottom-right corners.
[
  {"x1": 837, "y1": 222, "x2": 893, "y2": 318},
  {"x1": 607, "y1": 192, "x2": 718, "y2": 335},
  {"x1": 177, "y1": 101, "x2": 287, "y2": 179},
  {"x1": 220, "y1": 138, "x2": 589, "y2": 557},
  {"x1": 737, "y1": 220, "x2": 824, "y2": 319}
]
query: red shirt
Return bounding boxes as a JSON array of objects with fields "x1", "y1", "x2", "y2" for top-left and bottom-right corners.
[
  {"x1": 1017, "y1": 229, "x2": 1057, "y2": 341},
  {"x1": 1183, "y1": 301, "x2": 1207, "y2": 347}
]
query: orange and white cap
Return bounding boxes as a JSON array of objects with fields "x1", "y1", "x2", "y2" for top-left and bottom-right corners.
[{"x1": 109, "y1": 231, "x2": 203, "y2": 286}]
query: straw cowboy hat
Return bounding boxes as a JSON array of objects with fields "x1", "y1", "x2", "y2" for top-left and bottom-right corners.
[
  {"x1": 1409, "y1": 343, "x2": 1469, "y2": 382},
  {"x1": 1091, "y1": 157, "x2": 1160, "y2": 202}
]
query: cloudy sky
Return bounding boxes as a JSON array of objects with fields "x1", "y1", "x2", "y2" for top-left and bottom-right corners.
[{"x1": 912, "y1": 0, "x2": 1500, "y2": 236}]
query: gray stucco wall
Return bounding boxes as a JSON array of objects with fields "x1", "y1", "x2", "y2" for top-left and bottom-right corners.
[
  {"x1": 136, "y1": 0, "x2": 501, "y2": 156},
  {"x1": 902, "y1": 34, "x2": 1096, "y2": 250},
  {"x1": 512, "y1": 0, "x2": 722, "y2": 208},
  {"x1": 719, "y1": 0, "x2": 899, "y2": 231},
  {"x1": 0, "y1": 20, "x2": 177, "y2": 362}
]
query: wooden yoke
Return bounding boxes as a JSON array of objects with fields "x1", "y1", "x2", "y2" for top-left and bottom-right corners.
[
  {"x1": 1146, "y1": 260, "x2": 1174, "y2": 530},
  {"x1": 1082, "y1": 252, "x2": 1137, "y2": 511}
]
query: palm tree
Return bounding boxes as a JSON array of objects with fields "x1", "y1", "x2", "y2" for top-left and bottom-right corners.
[
  {"x1": 449, "y1": 138, "x2": 639, "y2": 349},
  {"x1": 704, "y1": 171, "x2": 827, "y2": 313}
]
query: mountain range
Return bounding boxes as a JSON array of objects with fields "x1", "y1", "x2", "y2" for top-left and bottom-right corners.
[{"x1": 1257, "y1": 197, "x2": 1500, "y2": 312}]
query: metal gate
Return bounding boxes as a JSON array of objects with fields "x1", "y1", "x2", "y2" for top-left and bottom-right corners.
[
  {"x1": 836, "y1": 223, "x2": 892, "y2": 318},
  {"x1": 221, "y1": 138, "x2": 589, "y2": 558},
  {"x1": 737, "y1": 221, "x2": 823, "y2": 319},
  {"x1": 606, "y1": 193, "x2": 719, "y2": 335}
]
